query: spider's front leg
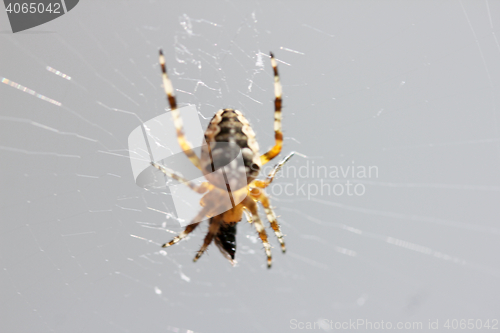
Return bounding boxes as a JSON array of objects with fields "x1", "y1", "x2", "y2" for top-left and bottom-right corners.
[{"x1": 252, "y1": 151, "x2": 295, "y2": 189}]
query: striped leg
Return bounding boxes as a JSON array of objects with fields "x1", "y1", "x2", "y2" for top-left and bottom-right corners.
[
  {"x1": 260, "y1": 52, "x2": 283, "y2": 165},
  {"x1": 193, "y1": 218, "x2": 220, "y2": 262},
  {"x1": 161, "y1": 206, "x2": 211, "y2": 248},
  {"x1": 252, "y1": 151, "x2": 295, "y2": 188},
  {"x1": 151, "y1": 161, "x2": 212, "y2": 194},
  {"x1": 255, "y1": 191, "x2": 286, "y2": 252},
  {"x1": 159, "y1": 50, "x2": 202, "y2": 170},
  {"x1": 243, "y1": 197, "x2": 272, "y2": 268},
  {"x1": 243, "y1": 207, "x2": 253, "y2": 223}
]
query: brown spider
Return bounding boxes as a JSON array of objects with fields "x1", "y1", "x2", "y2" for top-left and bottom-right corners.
[{"x1": 151, "y1": 50, "x2": 294, "y2": 268}]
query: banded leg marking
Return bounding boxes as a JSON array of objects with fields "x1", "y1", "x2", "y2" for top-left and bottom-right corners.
[
  {"x1": 244, "y1": 197, "x2": 272, "y2": 268},
  {"x1": 162, "y1": 206, "x2": 211, "y2": 248},
  {"x1": 151, "y1": 162, "x2": 212, "y2": 193},
  {"x1": 159, "y1": 49, "x2": 202, "y2": 170},
  {"x1": 260, "y1": 52, "x2": 283, "y2": 165}
]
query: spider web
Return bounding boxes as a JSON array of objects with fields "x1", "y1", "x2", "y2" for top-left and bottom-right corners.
[{"x1": 1, "y1": 1, "x2": 500, "y2": 333}]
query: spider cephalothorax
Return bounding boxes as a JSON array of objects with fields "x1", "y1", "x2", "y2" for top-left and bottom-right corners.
[{"x1": 151, "y1": 50, "x2": 294, "y2": 268}]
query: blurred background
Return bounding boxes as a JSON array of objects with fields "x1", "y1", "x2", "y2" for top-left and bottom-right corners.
[{"x1": 1, "y1": 1, "x2": 499, "y2": 332}]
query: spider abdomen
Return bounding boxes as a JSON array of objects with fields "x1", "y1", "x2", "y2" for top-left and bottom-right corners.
[{"x1": 202, "y1": 109, "x2": 261, "y2": 185}]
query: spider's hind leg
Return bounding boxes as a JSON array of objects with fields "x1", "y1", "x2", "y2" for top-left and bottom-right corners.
[
  {"x1": 260, "y1": 52, "x2": 283, "y2": 165},
  {"x1": 159, "y1": 50, "x2": 202, "y2": 170}
]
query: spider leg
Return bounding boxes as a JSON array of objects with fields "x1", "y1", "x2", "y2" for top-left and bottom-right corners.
[
  {"x1": 249, "y1": 190, "x2": 285, "y2": 252},
  {"x1": 260, "y1": 52, "x2": 283, "y2": 165},
  {"x1": 243, "y1": 196, "x2": 272, "y2": 268},
  {"x1": 151, "y1": 161, "x2": 212, "y2": 194},
  {"x1": 159, "y1": 50, "x2": 202, "y2": 170},
  {"x1": 193, "y1": 217, "x2": 220, "y2": 262},
  {"x1": 252, "y1": 151, "x2": 295, "y2": 189},
  {"x1": 243, "y1": 207, "x2": 253, "y2": 223},
  {"x1": 162, "y1": 205, "x2": 211, "y2": 248}
]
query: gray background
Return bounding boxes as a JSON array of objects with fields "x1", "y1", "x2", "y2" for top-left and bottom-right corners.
[{"x1": 1, "y1": 1, "x2": 500, "y2": 332}]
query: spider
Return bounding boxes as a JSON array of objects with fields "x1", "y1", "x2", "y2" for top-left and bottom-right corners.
[{"x1": 151, "y1": 50, "x2": 294, "y2": 268}]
